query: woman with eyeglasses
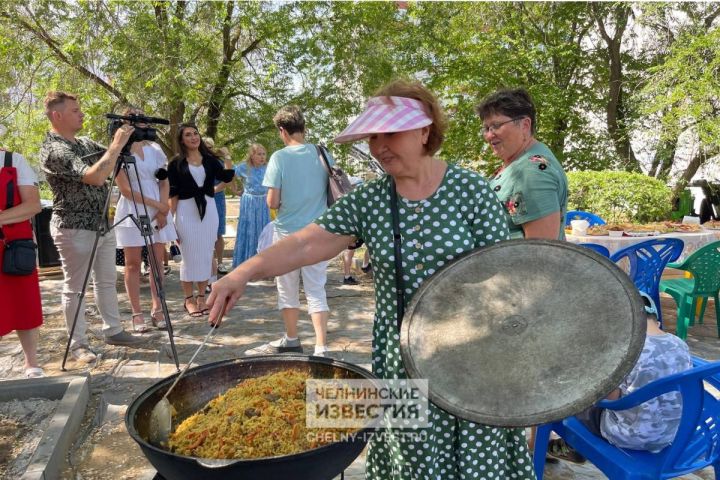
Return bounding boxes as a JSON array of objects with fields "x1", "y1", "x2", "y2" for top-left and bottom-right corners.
[{"x1": 476, "y1": 88, "x2": 568, "y2": 240}]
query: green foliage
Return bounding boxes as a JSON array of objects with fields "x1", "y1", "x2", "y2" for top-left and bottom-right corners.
[
  {"x1": 568, "y1": 171, "x2": 673, "y2": 223},
  {"x1": 38, "y1": 181, "x2": 52, "y2": 201},
  {"x1": 0, "y1": 1, "x2": 716, "y2": 183},
  {"x1": 640, "y1": 24, "x2": 720, "y2": 151}
]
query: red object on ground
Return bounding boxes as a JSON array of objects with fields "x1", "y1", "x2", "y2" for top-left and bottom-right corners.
[{"x1": 0, "y1": 159, "x2": 43, "y2": 336}]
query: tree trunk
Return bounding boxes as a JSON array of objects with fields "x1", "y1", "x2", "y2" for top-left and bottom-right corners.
[
  {"x1": 548, "y1": 117, "x2": 567, "y2": 163},
  {"x1": 672, "y1": 149, "x2": 704, "y2": 200},
  {"x1": 592, "y1": 4, "x2": 639, "y2": 171},
  {"x1": 206, "y1": 2, "x2": 237, "y2": 140},
  {"x1": 650, "y1": 135, "x2": 677, "y2": 181}
]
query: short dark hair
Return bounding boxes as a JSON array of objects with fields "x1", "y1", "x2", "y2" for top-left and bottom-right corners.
[
  {"x1": 475, "y1": 88, "x2": 537, "y2": 135},
  {"x1": 273, "y1": 105, "x2": 305, "y2": 135}
]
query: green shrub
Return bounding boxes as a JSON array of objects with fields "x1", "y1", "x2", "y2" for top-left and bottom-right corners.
[
  {"x1": 38, "y1": 181, "x2": 53, "y2": 201},
  {"x1": 567, "y1": 171, "x2": 672, "y2": 223}
]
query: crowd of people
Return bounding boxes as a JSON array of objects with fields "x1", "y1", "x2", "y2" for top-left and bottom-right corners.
[
  {"x1": 0, "y1": 90, "x2": 346, "y2": 370},
  {"x1": 0, "y1": 81, "x2": 696, "y2": 479}
]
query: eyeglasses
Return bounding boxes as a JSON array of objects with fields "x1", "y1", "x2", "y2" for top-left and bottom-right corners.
[{"x1": 481, "y1": 116, "x2": 525, "y2": 135}]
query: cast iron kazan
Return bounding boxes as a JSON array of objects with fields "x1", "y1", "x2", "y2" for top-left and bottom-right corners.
[{"x1": 126, "y1": 355, "x2": 377, "y2": 480}]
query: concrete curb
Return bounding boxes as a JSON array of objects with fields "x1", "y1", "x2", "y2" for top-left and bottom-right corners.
[{"x1": 1, "y1": 375, "x2": 90, "y2": 480}]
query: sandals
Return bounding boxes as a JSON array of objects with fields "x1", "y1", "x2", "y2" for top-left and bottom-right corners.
[
  {"x1": 183, "y1": 296, "x2": 203, "y2": 318},
  {"x1": 132, "y1": 312, "x2": 150, "y2": 333},
  {"x1": 196, "y1": 294, "x2": 210, "y2": 316},
  {"x1": 546, "y1": 438, "x2": 586, "y2": 464},
  {"x1": 151, "y1": 309, "x2": 167, "y2": 330}
]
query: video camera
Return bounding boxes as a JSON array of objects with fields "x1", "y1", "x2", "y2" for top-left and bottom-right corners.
[{"x1": 106, "y1": 113, "x2": 170, "y2": 150}]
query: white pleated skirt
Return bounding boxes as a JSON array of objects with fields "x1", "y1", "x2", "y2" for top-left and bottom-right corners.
[{"x1": 174, "y1": 196, "x2": 218, "y2": 282}]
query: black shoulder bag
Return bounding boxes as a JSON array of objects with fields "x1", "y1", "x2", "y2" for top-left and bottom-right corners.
[
  {"x1": 389, "y1": 177, "x2": 405, "y2": 331},
  {"x1": 1, "y1": 151, "x2": 38, "y2": 276}
]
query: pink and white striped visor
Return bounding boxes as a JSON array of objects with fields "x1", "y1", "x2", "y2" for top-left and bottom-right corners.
[{"x1": 334, "y1": 96, "x2": 433, "y2": 144}]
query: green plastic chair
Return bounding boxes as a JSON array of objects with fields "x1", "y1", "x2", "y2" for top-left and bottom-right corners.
[{"x1": 659, "y1": 240, "x2": 720, "y2": 339}]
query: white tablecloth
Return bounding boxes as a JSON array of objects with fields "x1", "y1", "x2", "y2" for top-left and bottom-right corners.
[{"x1": 566, "y1": 231, "x2": 720, "y2": 260}]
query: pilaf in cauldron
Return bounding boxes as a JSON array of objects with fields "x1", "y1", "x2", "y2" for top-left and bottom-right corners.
[{"x1": 168, "y1": 369, "x2": 356, "y2": 459}]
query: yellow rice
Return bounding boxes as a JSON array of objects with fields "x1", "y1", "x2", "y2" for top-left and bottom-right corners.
[{"x1": 168, "y1": 369, "x2": 353, "y2": 459}]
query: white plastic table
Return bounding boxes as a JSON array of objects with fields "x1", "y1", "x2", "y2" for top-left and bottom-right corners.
[{"x1": 566, "y1": 230, "x2": 719, "y2": 260}]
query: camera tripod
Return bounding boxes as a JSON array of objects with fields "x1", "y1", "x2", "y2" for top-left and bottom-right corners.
[{"x1": 61, "y1": 150, "x2": 180, "y2": 371}]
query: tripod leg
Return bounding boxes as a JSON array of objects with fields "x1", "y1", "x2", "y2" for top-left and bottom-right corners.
[{"x1": 144, "y1": 239, "x2": 180, "y2": 369}]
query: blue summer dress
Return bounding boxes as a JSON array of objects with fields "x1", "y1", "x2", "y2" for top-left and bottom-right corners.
[{"x1": 232, "y1": 163, "x2": 270, "y2": 267}]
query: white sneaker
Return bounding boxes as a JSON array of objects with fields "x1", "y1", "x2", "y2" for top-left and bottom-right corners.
[
  {"x1": 244, "y1": 335, "x2": 303, "y2": 355},
  {"x1": 313, "y1": 345, "x2": 329, "y2": 357},
  {"x1": 71, "y1": 346, "x2": 97, "y2": 363}
]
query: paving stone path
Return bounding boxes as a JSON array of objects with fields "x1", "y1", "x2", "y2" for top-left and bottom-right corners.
[{"x1": 1, "y1": 248, "x2": 717, "y2": 479}]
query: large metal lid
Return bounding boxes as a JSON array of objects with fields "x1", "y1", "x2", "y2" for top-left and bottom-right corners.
[{"x1": 400, "y1": 239, "x2": 646, "y2": 427}]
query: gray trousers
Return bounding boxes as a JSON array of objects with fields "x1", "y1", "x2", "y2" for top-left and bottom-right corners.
[{"x1": 50, "y1": 225, "x2": 123, "y2": 348}]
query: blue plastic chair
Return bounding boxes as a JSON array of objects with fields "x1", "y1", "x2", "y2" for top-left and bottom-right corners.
[
  {"x1": 691, "y1": 355, "x2": 720, "y2": 389},
  {"x1": 609, "y1": 238, "x2": 684, "y2": 328},
  {"x1": 533, "y1": 359, "x2": 720, "y2": 480},
  {"x1": 579, "y1": 243, "x2": 611, "y2": 257},
  {"x1": 566, "y1": 210, "x2": 606, "y2": 226}
]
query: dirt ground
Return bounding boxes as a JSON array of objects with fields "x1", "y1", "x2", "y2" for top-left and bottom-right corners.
[
  {"x1": 0, "y1": 398, "x2": 58, "y2": 478},
  {"x1": 0, "y1": 249, "x2": 375, "y2": 479}
]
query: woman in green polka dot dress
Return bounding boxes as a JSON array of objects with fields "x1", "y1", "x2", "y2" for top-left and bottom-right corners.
[{"x1": 208, "y1": 81, "x2": 536, "y2": 479}]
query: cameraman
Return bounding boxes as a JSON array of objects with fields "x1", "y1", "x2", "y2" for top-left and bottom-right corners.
[{"x1": 39, "y1": 91, "x2": 145, "y2": 364}]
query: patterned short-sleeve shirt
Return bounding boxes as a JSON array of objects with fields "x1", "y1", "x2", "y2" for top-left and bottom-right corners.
[
  {"x1": 489, "y1": 141, "x2": 568, "y2": 240},
  {"x1": 601, "y1": 332, "x2": 692, "y2": 452},
  {"x1": 39, "y1": 131, "x2": 109, "y2": 231}
]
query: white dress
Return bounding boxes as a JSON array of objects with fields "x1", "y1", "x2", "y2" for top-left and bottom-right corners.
[
  {"x1": 114, "y1": 143, "x2": 177, "y2": 247},
  {"x1": 174, "y1": 164, "x2": 218, "y2": 282}
]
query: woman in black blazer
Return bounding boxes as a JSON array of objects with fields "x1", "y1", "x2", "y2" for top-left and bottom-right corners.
[{"x1": 168, "y1": 124, "x2": 234, "y2": 316}]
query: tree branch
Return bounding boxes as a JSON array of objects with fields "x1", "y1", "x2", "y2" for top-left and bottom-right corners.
[
  {"x1": 704, "y1": 5, "x2": 720, "y2": 29},
  {"x1": 238, "y1": 37, "x2": 262, "y2": 59},
  {"x1": 7, "y1": 7, "x2": 127, "y2": 102},
  {"x1": 224, "y1": 89, "x2": 270, "y2": 106},
  {"x1": 223, "y1": 124, "x2": 276, "y2": 147}
]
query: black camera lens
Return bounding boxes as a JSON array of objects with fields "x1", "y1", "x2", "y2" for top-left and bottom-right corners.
[
  {"x1": 106, "y1": 112, "x2": 168, "y2": 152},
  {"x1": 130, "y1": 127, "x2": 157, "y2": 143}
]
